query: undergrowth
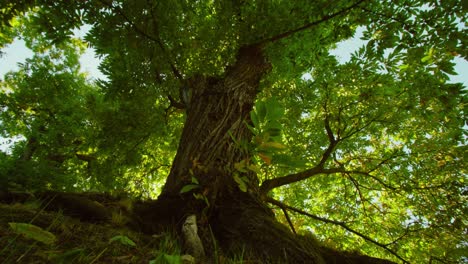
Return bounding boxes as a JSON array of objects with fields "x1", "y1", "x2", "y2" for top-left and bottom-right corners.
[{"x1": 0, "y1": 202, "x2": 254, "y2": 264}]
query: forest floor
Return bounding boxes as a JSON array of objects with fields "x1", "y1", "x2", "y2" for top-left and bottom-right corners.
[
  {"x1": 0, "y1": 201, "x2": 183, "y2": 264},
  {"x1": 0, "y1": 194, "x2": 260, "y2": 264}
]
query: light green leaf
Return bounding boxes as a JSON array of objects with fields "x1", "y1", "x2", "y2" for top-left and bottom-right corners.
[
  {"x1": 180, "y1": 184, "x2": 199, "y2": 194},
  {"x1": 234, "y1": 160, "x2": 248, "y2": 172},
  {"x1": 233, "y1": 174, "x2": 248, "y2": 192},
  {"x1": 247, "y1": 164, "x2": 261, "y2": 173},
  {"x1": 9, "y1": 222, "x2": 56, "y2": 245},
  {"x1": 109, "y1": 235, "x2": 136, "y2": 247},
  {"x1": 191, "y1": 176, "x2": 199, "y2": 184},
  {"x1": 421, "y1": 55, "x2": 432, "y2": 63},
  {"x1": 259, "y1": 141, "x2": 287, "y2": 150},
  {"x1": 398, "y1": 64, "x2": 409, "y2": 70},
  {"x1": 163, "y1": 254, "x2": 182, "y2": 264}
]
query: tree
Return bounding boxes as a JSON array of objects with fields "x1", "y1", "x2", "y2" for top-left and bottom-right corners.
[{"x1": 0, "y1": 0, "x2": 466, "y2": 263}]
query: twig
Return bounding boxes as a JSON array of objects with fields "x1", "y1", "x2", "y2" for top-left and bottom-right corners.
[
  {"x1": 256, "y1": 0, "x2": 368, "y2": 45},
  {"x1": 273, "y1": 201, "x2": 297, "y2": 234}
]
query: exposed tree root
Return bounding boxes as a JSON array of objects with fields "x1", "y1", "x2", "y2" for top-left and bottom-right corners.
[{"x1": 0, "y1": 190, "x2": 396, "y2": 264}]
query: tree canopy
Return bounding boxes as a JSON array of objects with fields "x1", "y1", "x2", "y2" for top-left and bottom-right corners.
[{"x1": 0, "y1": 0, "x2": 466, "y2": 263}]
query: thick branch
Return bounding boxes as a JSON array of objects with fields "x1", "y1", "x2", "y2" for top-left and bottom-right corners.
[
  {"x1": 256, "y1": 0, "x2": 368, "y2": 45},
  {"x1": 266, "y1": 197, "x2": 408, "y2": 263},
  {"x1": 260, "y1": 162, "x2": 398, "y2": 197},
  {"x1": 260, "y1": 116, "x2": 338, "y2": 194},
  {"x1": 260, "y1": 166, "x2": 341, "y2": 194}
]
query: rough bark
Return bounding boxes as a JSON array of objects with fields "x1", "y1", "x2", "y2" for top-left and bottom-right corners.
[
  {"x1": 153, "y1": 45, "x2": 396, "y2": 263},
  {"x1": 161, "y1": 45, "x2": 270, "y2": 197}
]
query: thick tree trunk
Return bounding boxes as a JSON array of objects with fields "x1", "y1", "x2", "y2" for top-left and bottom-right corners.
[
  {"x1": 161, "y1": 45, "x2": 269, "y2": 196},
  {"x1": 152, "y1": 45, "x2": 395, "y2": 263}
]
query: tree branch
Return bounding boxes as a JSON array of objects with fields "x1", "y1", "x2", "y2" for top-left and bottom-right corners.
[
  {"x1": 260, "y1": 166, "x2": 341, "y2": 194},
  {"x1": 260, "y1": 114, "x2": 338, "y2": 194},
  {"x1": 266, "y1": 197, "x2": 409, "y2": 263},
  {"x1": 345, "y1": 170, "x2": 397, "y2": 191},
  {"x1": 256, "y1": 0, "x2": 368, "y2": 45},
  {"x1": 360, "y1": 6, "x2": 419, "y2": 37},
  {"x1": 167, "y1": 95, "x2": 186, "y2": 110},
  {"x1": 273, "y1": 199, "x2": 297, "y2": 234},
  {"x1": 97, "y1": 0, "x2": 183, "y2": 80}
]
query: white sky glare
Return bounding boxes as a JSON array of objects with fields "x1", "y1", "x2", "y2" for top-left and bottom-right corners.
[{"x1": 0, "y1": 25, "x2": 105, "y2": 81}]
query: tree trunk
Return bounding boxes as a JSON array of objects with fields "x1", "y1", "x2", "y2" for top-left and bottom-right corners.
[
  {"x1": 148, "y1": 45, "x2": 396, "y2": 263},
  {"x1": 161, "y1": 45, "x2": 269, "y2": 196}
]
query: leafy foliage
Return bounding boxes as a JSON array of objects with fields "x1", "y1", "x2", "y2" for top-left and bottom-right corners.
[{"x1": 0, "y1": 0, "x2": 466, "y2": 263}]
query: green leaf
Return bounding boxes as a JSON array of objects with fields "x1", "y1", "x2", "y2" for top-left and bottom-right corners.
[
  {"x1": 163, "y1": 254, "x2": 182, "y2": 264},
  {"x1": 247, "y1": 164, "x2": 261, "y2": 173},
  {"x1": 9, "y1": 222, "x2": 56, "y2": 245},
  {"x1": 273, "y1": 154, "x2": 309, "y2": 169},
  {"x1": 228, "y1": 130, "x2": 239, "y2": 144},
  {"x1": 191, "y1": 176, "x2": 199, "y2": 184},
  {"x1": 259, "y1": 141, "x2": 287, "y2": 150},
  {"x1": 265, "y1": 98, "x2": 284, "y2": 121},
  {"x1": 250, "y1": 110, "x2": 259, "y2": 127},
  {"x1": 109, "y1": 235, "x2": 136, "y2": 247},
  {"x1": 180, "y1": 184, "x2": 199, "y2": 194},
  {"x1": 438, "y1": 61, "x2": 457, "y2": 75},
  {"x1": 398, "y1": 64, "x2": 409, "y2": 70},
  {"x1": 193, "y1": 193, "x2": 210, "y2": 207},
  {"x1": 266, "y1": 127, "x2": 282, "y2": 137},
  {"x1": 265, "y1": 120, "x2": 282, "y2": 130},
  {"x1": 421, "y1": 55, "x2": 432, "y2": 63},
  {"x1": 234, "y1": 159, "x2": 248, "y2": 172},
  {"x1": 233, "y1": 173, "x2": 248, "y2": 192},
  {"x1": 255, "y1": 100, "x2": 267, "y2": 123}
]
